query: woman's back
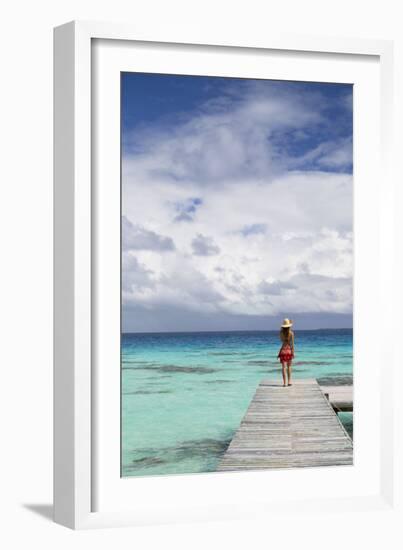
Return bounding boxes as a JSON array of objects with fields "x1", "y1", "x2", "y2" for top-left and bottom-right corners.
[{"x1": 280, "y1": 328, "x2": 293, "y2": 344}]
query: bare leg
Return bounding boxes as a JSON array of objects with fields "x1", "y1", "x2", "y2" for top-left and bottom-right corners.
[
  {"x1": 281, "y1": 362, "x2": 287, "y2": 386},
  {"x1": 287, "y1": 362, "x2": 292, "y2": 385}
]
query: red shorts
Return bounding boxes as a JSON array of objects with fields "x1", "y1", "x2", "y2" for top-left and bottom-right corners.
[{"x1": 278, "y1": 345, "x2": 294, "y2": 362}]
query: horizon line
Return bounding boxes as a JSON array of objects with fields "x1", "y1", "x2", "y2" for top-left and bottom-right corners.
[{"x1": 122, "y1": 327, "x2": 353, "y2": 335}]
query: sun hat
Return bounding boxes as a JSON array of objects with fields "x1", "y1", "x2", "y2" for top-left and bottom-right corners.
[{"x1": 281, "y1": 318, "x2": 293, "y2": 328}]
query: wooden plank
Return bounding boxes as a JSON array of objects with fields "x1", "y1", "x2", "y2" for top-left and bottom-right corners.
[
  {"x1": 320, "y1": 385, "x2": 353, "y2": 412},
  {"x1": 217, "y1": 379, "x2": 353, "y2": 471}
]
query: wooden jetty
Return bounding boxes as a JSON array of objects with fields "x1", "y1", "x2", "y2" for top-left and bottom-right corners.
[
  {"x1": 217, "y1": 379, "x2": 353, "y2": 472},
  {"x1": 321, "y1": 385, "x2": 353, "y2": 412}
]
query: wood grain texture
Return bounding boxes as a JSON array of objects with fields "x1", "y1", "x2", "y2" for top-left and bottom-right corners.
[
  {"x1": 217, "y1": 379, "x2": 353, "y2": 471},
  {"x1": 321, "y1": 385, "x2": 353, "y2": 412}
]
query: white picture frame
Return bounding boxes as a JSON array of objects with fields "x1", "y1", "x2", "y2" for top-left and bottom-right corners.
[{"x1": 54, "y1": 20, "x2": 396, "y2": 530}]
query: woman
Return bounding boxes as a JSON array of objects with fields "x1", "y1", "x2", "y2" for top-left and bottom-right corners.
[{"x1": 277, "y1": 318, "x2": 295, "y2": 387}]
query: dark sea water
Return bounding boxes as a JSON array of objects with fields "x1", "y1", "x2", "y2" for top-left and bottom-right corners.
[{"x1": 121, "y1": 329, "x2": 353, "y2": 477}]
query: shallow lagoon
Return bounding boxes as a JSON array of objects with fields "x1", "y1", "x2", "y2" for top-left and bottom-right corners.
[{"x1": 122, "y1": 329, "x2": 353, "y2": 477}]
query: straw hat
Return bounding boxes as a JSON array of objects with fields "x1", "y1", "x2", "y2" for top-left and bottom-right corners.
[{"x1": 281, "y1": 318, "x2": 293, "y2": 328}]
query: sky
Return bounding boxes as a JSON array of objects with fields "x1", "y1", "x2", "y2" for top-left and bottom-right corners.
[{"x1": 121, "y1": 73, "x2": 353, "y2": 332}]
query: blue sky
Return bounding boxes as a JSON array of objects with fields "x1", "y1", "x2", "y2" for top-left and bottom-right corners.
[{"x1": 121, "y1": 73, "x2": 353, "y2": 332}]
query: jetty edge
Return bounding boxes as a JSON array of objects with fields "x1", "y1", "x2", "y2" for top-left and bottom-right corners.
[
  {"x1": 217, "y1": 378, "x2": 353, "y2": 472},
  {"x1": 321, "y1": 385, "x2": 353, "y2": 412}
]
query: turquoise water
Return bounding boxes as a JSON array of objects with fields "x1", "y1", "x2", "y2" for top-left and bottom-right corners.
[{"x1": 121, "y1": 329, "x2": 353, "y2": 477}]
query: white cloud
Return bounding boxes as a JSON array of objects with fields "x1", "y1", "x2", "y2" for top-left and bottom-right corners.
[
  {"x1": 122, "y1": 172, "x2": 353, "y2": 317},
  {"x1": 121, "y1": 80, "x2": 353, "y2": 324},
  {"x1": 191, "y1": 234, "x2": 220, "y2": 256},
  {"x1": 291, "y1": 136, "x2": 352, "y2": 170},
  {"x1": 122, "y1": 82, "x2": 325, "y2": 187},
  {"x1": 122, "y1": 254, "x2": 155, "y2": 294},
  {"x1": 124, "y1": 258, "x2": 225, "y2": 314},
  {"x1": 122, "y1": 216, "x2": 175, "y2": 252}
]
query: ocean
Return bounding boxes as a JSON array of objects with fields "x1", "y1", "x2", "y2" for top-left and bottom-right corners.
[{"x1": 121, "y1": 329, "x2": 353, "y2": 477}]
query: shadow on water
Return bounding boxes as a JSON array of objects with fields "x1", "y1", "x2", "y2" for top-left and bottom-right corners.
[
  {"x1": 293, "y1": 360, "x2": 333, "y2": 365},
  {"x1": 317, "y1": 375, "x2": 353, "y2": 386},
  {"x1": 338, "y1": 412, "x2": 354, "y2": 439},
  {"x1": 204, "y1": 379, "x2": 234, "y2": 384},
  {"x1": 125, "y1": 437, "x2": 232, "y2": 473},
  {"x1": 123, "y1": 389, "x2": 172, "y2": 395},
  {"x1": 123, "y1": 364, "x2": 218, "y2": 374},
  {"x1": 247, "y1": 360, "x2": 278, "y2": 366}
]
